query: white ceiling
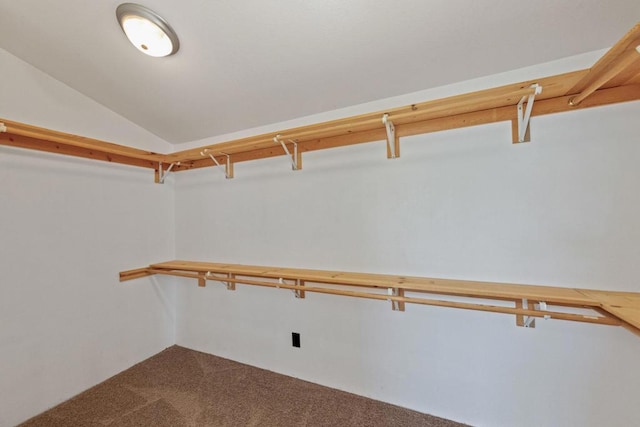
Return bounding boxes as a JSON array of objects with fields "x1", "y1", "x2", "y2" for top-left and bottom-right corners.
[{"x1": 0, "y1": 1, "x2": 638, "y2": 144}]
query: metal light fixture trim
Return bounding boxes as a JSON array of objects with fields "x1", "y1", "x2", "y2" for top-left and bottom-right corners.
[{"x1": 116, "y1": 3, "x2": 179, "y2": 57}]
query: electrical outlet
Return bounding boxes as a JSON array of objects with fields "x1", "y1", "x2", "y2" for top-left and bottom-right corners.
[{"x1": 292, "y1": 332, "x2": 300, "y2": 348}]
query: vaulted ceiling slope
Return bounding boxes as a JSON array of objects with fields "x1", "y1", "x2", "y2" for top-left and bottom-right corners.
[{"x1": 0, "y1": 1, "x2": 638, "y2": 143}]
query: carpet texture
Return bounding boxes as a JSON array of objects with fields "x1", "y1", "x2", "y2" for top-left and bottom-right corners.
[{"x1": 20, "y1": 346, "x2": 467, "y2": 426}]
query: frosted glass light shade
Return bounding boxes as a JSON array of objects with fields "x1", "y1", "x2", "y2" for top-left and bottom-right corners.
[{"x1": 116, "y1": 3, "x2": 179, "y2": 57}]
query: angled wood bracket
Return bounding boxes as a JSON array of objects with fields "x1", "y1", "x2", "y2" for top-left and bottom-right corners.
[
  {"x1": 119, "y1": 267, "x2": 153, "y2": 281},
  {"x1": 569, "y1": 24, "x2": 640, "y2": 107}
]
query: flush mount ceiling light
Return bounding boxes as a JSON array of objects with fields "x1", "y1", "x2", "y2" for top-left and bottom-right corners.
[{"x1": 116, "y1": 3, "x2": 179, "y2": 57}]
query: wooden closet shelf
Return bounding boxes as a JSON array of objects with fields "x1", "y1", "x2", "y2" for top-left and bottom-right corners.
[
  {"x1": 1, "y1": 23, "x2": 638, "y2": 182},
  {"x1": 121, "y1": 260, "x2": 640, "y2": 338}
]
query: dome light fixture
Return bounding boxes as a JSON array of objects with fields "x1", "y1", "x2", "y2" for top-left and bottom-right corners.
[{"x1": 116, "y1": 3, "x2": 179, "y2": 57}]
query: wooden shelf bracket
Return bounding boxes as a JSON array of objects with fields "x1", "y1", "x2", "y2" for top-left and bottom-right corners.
[
  {"x1": 201, "y1": 149, "x2": 234, "y2": 179},
  {"x1": 382, "y1": 114, "x2": 399, "y2": 159},
  {"x1": 514, "y1": 84, "x2": 542, "y2": 143},
  {"x1": 273, "y1": 134, "x2": 301, "y2": 171},
  {"x1": 569, "y1": 28, "x2": 640, "y2": 107}
]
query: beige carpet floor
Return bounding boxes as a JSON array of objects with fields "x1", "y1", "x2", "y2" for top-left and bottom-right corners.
[{"x1": 20, "y1": 345, "x2": 467, "y2": 426}]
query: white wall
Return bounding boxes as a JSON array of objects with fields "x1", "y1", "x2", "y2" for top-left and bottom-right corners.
[
  {"x1": 3, "y1": 42, "x2": 639, "y2": 427},
  {"x1": 173, "y1": 53, "x2": 640, "y2": 426},
  {"x1": 0, "y1": 48, "x2": 176, "y2": 426}
]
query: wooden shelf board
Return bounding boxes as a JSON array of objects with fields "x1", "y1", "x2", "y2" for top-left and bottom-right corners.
[
  {"x1": 1, "y1": 119, "x2": 164, "y2": 162},
  {"x1": 2, "y1": 24, "x2": 639, "y2": 177},
  {"x1": 0, "y1": 132, "x2": 159, "y2": 169},
  {"x1": 141, "y1": 260, "x2": 598, "y2": 305},
  {"x1": 172, "y1": 84, "x2": 640, "y2": 172},
  {"x1": 570, "y1": 23, "x2": 640, "y2": 96},
  {"x1": 577, "y1": 289, "x2": 640, "y2": 330},
  {"x1": 120, "y1": 260, "x2": 640, "y2": 336},
  {"x1": 167, "y1": 70, "x2": 588, "y2": 164},
  {"x1": 4, "y1": 81, "x2": 636, "y2": 175}
]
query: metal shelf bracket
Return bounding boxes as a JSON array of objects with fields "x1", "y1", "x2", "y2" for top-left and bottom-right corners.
[
  {"x1": 519, "y1": 299, "x2": 551, "y2": 328},
  {"x1": 382, "y1": 114, "x2": 399, "y2": 158},
  {"x1": 276, "y1": 277, "x2": 305, "y2": 298},
  {"x1": 206, "y1": 271, "x2": 235, "y2": 290},
  {"x1": 274, "y1": 134, "x2": 301, "y2": 170},
  {"x1": 158, "y1": 161, "x2": 180, "y2": 184},
  {"x1": 201, "y1": 149, "x2": 234, "y2": 179},
  {"x1": 515, "y1": 84, "x2": 543, "y2": 143}
]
